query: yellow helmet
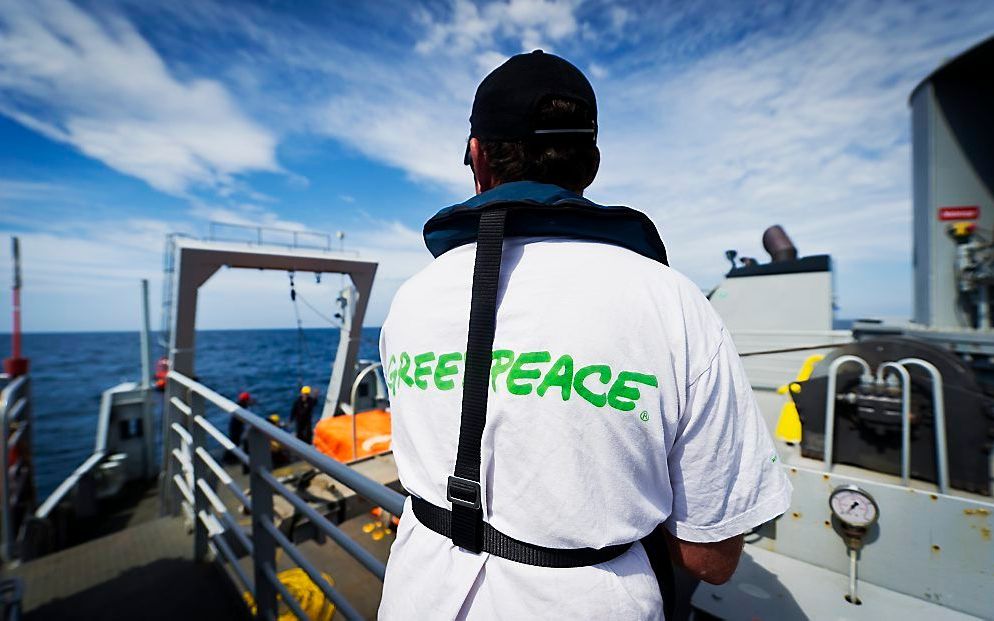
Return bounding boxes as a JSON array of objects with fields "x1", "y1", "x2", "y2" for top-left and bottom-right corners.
[{"x1": 301, "y1": 385, "x2": 312, "y2": 395}]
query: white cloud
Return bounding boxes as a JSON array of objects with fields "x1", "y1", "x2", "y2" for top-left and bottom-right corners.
[
  {"x1": 0, "y1": 0, "x2": 279, "y2": 195},
  {"x1": 417, "y1": 0, "x2": 580, "y2": 55},
  {"x1": 304, "y1": 0, "x2": 994, "y2": 318}
]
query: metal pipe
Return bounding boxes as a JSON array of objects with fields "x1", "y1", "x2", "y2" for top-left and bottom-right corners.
[
  {"x1": 846, "y1": 547, "x2": 859, "y2": 604},
  {"x1": 262, "y1": 563, "x2": 309, "y2": 621},
  {"x1": 899, "y1": 358, "x2": 949, "y2": 493},
  {"x1": 877, "y1": 362, "x2": 912, "y2": 486},
  {"x1": 10, "y1": 238, "x2": 22, "y2": 362},
  {"x1": 171, "y1": 422, "x2": 193, "y2": 445},
  {"x1": 824, "y1": 355, "x2": 872, "y2": 472},
  {"x1": 977, "y1": 285, "x2": 991, "y2": 330},
  {"x1": 0, "y1": 376, "x2": 27, "y2": 560},
  {"x1": 195, "y1": 447, "x2": 250, "y2": 508},
  {"x1": 260, "y1": 520, "x2": 365, "y2": 621},
  {"x1": 170, "y1": 397, "x2": 192, "y2": 418},
  {"x1": 210, "y1": 528, "x2": 254, "y2": 594},
  {"x1": 167, "y1": 370, "x2": 406, "y2": 515},
  {"x1": 140, "y1": 279, "x2": 152, "y2": 389},
  {"x1": 194, "y1": 415, "x2": 248, "y2": 465},
  {"x1": 173, "y1": 474, "x2": 194, "y2": 505},
  {"x1": 349, "y1": 362, "x2": 383, "y2": 462},
  {"x1": 259, "y1": 468, "x2": 388, "y2": 580}
]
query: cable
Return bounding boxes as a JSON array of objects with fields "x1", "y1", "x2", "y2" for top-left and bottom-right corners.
[
  {"x1": 738, "y1": 342, "x2": 854, "y2": 357},
  {"x1": 295, "y1": 290, "x2": 341, "y2": 327}
]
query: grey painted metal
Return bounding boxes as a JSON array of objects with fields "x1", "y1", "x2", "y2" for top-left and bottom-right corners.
[
  {"x1": 248, "y1": 428, "x2": 278, "y2": 621},
  {"x1": 823, "y1": 355, "x2": 872, "y2": 472},
  {"x1": 694, "y1": 543, "x2": 980, "y2": 620},
  {"x1": 743, "y1": 464, "x2": 994, "y2": 618},
  {"x1": 260, "y1": 520, "x2": 365, "y2": 621},
  {"x1": 349, "y1": 362, "x2": 383, "y2": 460},
  {"x1": 139, "y1": 279, "x2": 152, "y2": 390},
  {"x1": 210, "y1": 528, "x2": 254, "y2": 594},
  {"x1": 910, "y1": 38, "x2": 994, "y2": 329},
  {"x1": 847, "y1": 547, "x2": 859, "y2": 605},
  {"x1": 195, "y1": 416, "x2": 248, "y2": 465},
  {"x1": 259, "y1": 468, "x2": 388, "y2": 580},
  {"x1": 173, "y1": 474, "x2": 194, "y2": 505},
  {"x1": 166, "y1": 370, "x2": 403, "y2": 618},
  {"x1": 876, "y1": 362, "x2": 912, "y2": 486},
  {"x1": 323, "y1": 284, "x2": 358, "y2": 419},
  {"x1": 34, "y1": 452, "x2": 104, "y2": 520},
  {"x1": 191, "y1": 393, "x2": 210, "y2": 562},
  {"x1": 0, "y1": 375, "x2": 29, "y2": 561},
  {"x1": 162, "y1": 237, "x2": 377, "y2": 516},
  {"x1": 195, "y1": 446, "x2": 250, "y2": 508},
  {"x1": 898, "y1": 358, "x2": 950, "y2": 493}
]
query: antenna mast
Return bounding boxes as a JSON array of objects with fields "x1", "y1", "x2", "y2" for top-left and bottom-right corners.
[{"x1": 4, "y1": 237, "x2": 28, "y2": 377}]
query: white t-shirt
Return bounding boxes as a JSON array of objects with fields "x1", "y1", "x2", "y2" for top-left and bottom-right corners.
[{"x1": 378, "y1": 236, "x2": 791, "y2": 620}]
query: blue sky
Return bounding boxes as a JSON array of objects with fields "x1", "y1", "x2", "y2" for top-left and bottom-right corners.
[{"x1": 1, "y1": 0, "x2": 993, "y2": 332}]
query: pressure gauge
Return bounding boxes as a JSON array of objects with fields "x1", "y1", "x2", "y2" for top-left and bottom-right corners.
[{"x1": 829, "y1": 485, "x2": 879, "y2": 529}]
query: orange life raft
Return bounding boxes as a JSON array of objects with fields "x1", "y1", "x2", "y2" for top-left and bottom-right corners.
[{"x1": 313, "y1": 409, "x2": 391, "y2": 462}]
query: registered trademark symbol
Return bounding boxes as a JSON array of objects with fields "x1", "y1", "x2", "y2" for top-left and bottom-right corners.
[{"x1": 639, "y1": 410, "x2": 649, "y2": 422}]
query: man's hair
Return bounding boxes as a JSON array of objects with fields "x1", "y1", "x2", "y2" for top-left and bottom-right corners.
[{"x1": 480, "y1": 97, "x2": 598, "y2": 192}]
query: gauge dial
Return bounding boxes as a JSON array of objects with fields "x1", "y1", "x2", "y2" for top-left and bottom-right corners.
[{"x1": 829, "y1": 486, "x2": 879, "y2": 528}]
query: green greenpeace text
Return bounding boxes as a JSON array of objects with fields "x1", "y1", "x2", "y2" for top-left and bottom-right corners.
[{"x1": 386, "y1": 349, "x2": 657, "y2": 413}]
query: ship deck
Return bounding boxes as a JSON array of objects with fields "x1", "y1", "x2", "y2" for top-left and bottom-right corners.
[{"x1": 4, "y1": 453, "x2": 401, "y2": 619}]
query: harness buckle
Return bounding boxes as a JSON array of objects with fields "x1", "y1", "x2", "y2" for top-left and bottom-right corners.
[{"x1": 447, "y1": 475, "x2": 482, "y2": 510}]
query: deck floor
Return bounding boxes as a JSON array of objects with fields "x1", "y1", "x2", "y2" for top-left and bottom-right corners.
[
  {"x1": 7, "y1": 516, "x2": 250, "y2": 620},
  {"x1": 6, "y1": 454, "x2": 402, "y2": 620}
]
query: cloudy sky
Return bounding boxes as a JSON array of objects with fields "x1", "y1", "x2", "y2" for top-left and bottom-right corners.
[{"x1": 1, "y1": 0, "x2": 992, "y2": 333}]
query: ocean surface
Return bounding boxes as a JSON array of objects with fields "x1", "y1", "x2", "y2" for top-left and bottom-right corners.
[{"x1": 0, "y1": 328, "x2": 381, "y2": 498}]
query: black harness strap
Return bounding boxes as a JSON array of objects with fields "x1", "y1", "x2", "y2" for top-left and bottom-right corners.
[
  {"x1": 447, "y1": 207, "x2": 507, "y2": 553},
  {"x1": 413, "y1": 497, "x2": 632, "y2": 568},
  {"x1": 425, "y1": 206, "x2": 631, "y2": 567}
]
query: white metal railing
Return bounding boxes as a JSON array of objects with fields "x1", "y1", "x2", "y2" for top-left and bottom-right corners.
[
  {"x1": 1, "y1": 375, "x2": 31, "y2": 561},
  {"x1": 164, "y1": 371, "x2": 404, "y2": 620},
  {"x1": 34, "y1": 386, "x2": 117, "y2": 520}
]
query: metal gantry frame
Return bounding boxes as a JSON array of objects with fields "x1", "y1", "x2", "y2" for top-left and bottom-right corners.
[
  {"x1": 161, "y1": 238, "x2": 378, "y2": 516},
  {"x1": 166, "y1": 371, "x2": 405, "y2": 621}
]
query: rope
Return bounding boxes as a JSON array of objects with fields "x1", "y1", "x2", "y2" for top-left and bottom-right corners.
[
  {"x1": 288, "y1": 271, "x2": 310, "y2": 390},
  {"x1": 295, "y1": 290, "x2": 341, "y2": 327},
  {"x1": 738, "y1": 342, "x2": 852, "y2": 357}
]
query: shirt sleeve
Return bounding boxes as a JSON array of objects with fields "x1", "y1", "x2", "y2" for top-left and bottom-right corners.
[{"x1": 664, "y1": 328, "x2": 792, "y2": 543}]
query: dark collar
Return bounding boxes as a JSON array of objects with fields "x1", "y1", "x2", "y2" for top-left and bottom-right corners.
[{"x1": 423, "y1": 181, "x2": 668, "y2": 265}]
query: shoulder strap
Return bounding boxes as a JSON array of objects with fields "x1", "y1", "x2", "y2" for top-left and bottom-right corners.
[{"x1": 447, "y1": 207, "x2": 507, "y2": 552}]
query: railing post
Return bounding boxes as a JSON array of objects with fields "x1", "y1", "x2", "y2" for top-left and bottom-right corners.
[
  {"x1": 160, "y1": 378, "x2": 180, "y2": 516},
  {"x1": 247, "y1": 426, "x2": 277, "y2": 619},
  {"x1": 190, "y1": 392, "x2": 209, "y2": 562}
]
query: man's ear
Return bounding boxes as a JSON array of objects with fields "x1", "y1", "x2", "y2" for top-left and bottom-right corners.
[
  {"x1": 581, "y1": 146, "x2": 600, "y2": 191},
  {"x1": 469, "y1": 138, "x2": 495, "y2": 194}
]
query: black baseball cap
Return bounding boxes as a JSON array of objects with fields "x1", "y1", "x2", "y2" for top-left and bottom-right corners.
[{"x1": 464, "y1": 50, "x2": 597, "y2": 165}]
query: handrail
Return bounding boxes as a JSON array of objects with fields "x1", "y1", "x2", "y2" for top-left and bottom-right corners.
[
  {"x1": 898, "y1": 358, "x2": 950, "y2": 493},
  {"x1": 877, "y1": 362, "x2": 912, "y2": 486},
  {"x1": 1, "y1": 376, "x2": 30, "y2": 561},
  {"x1": 35, "y1": 452, "x2": 105, "y2": 519},
  {"x1": 164, "y1": 370, "x2": 405, "y2": 620},
  {"x1": 36, "y1": 384, "x2": 120, "y2": 519},
  {"x1": 167, "y1": 371, "x2": 404, "y2": 514},
  {"x1": 349, "y1": 362, "x2": 384, "y2": 461},
  {"x1": 823, "y1": 356, "x2": 872, "y2": 472}
]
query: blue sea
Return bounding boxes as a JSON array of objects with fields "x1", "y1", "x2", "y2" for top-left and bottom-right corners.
[{"x1": 0, "y1": 328, "x2": 381, "y2": 499}]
